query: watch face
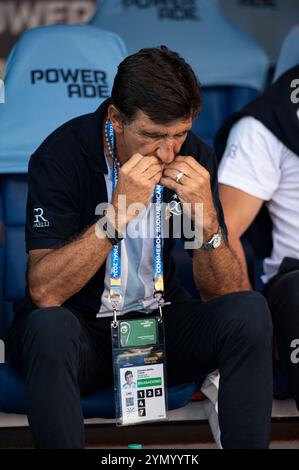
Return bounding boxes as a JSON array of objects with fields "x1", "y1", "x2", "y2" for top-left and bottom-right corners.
[{"x1": 212, "y1": 234, "x2": 222, "y2": 249}]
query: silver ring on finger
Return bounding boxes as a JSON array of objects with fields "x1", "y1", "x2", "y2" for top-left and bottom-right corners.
[{"x1": 175, "y1": 171, "x2": 185, "y2": 184}]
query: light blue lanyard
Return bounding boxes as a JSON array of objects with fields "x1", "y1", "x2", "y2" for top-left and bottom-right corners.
[
  {"x1": 105, "y1": 119, "x2": 164, "y2": 323},
  {"x1": 153, "y1": 184, "x2": 164, "y2": 307},
  {"x1": 105, "y1": 120, "x2": 122, "y2": 318}
]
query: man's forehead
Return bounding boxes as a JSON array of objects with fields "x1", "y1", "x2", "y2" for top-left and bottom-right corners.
[{"x1": 132, "y1": 110, "x2": 192, "y2": 131}]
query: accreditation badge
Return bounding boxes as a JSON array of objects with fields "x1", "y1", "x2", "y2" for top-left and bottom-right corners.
[{"x1": 111, "y1": 317, "x2": 168, "y2": 426}]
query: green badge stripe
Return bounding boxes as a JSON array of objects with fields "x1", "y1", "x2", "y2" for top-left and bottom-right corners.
[{"x1": 137, "y1": 378, "x2": 162, "y2": 387}]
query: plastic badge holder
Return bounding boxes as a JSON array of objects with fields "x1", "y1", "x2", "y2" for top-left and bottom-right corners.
[{"x1": 111, "y1": 316, "x2": 168, "y2": 427}]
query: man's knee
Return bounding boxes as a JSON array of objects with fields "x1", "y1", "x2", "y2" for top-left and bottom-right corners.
[
  {"x1": 23, "y1": 307, "x2": 81, "y2": 359},
  {"x1": 222, "y1": 291, "x2": 273, "y2": 346},
  {"x1": 269, "y1": 270, "x2": 299, "y2": 312}
]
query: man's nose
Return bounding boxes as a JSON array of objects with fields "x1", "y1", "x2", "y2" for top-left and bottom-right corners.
[{"x1": 156, "y1": 139, "x2": 176, "y2": 164}]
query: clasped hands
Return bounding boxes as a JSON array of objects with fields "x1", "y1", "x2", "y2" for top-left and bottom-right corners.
[{"x1": 111, "y1": 154, "x2": 218, "y2": 235}]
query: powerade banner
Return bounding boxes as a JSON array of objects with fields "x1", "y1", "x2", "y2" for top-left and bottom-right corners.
[
  {"x1": 122, "y1": 0, "x2": 201, "y2": 21},
  {"x1": 219, "y1": 0, "x2": 299, "y2": 64},
  {"x1": 0, "y1": 0, "x2": 96, "y2": 77},
  {"x1": 0, "y1": 24, "x2": 127, "y2": 173},
  {"x1": 90, "y1": 0, "x2": 269, "y2": 90}
]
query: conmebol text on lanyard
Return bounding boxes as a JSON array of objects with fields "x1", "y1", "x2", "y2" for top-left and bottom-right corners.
[{"x1": 105, "y1": 119, "x2": 165, "y2": 327}]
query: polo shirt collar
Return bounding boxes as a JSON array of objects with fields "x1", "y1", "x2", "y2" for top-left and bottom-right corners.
[{"x1": 78, "y1": 98, "x2": 111, "y2": 174}]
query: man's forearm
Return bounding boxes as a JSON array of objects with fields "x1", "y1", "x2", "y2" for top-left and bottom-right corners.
[
  {"x1": 192, "y1": 241, "x2": 248, "y2": 302},
  {"x1": 29, "y1": 223, "x2": 113, "y2": 308},
  {"x1": 228, "y1": 234, "x2": 252, "y2": 290}
]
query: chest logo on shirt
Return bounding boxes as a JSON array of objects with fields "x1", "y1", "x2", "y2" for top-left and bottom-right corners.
[
  {"x1": 33, "y1": 208, "x2": 50, "y2": 228},
  {"x1": 165, "y1": 194, "x2": 182, "y2": 220}
]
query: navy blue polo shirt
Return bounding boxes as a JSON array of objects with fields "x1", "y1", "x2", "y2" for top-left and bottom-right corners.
[{"x1": 21, "y1": 99, "x2": 226, "y2": 325}]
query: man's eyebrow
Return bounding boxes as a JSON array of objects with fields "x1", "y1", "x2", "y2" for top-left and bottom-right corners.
[
  {"x1": 140, "y1": 128, "x2": 190, "y2": 137},
  {"x1": 141, "y1": 131, "x2": 166, "y2": 137}
]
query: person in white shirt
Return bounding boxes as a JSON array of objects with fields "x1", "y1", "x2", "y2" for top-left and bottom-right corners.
[{"x1": 217, "y1": 67, "x2": 299, "y2": 410}]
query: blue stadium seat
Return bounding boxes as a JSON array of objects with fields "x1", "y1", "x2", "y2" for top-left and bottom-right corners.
[
  {"x1": 0, "y1": 24, "x2": 199, "y2": 419},
  {"x1": 90, "y1": 0, "x2": 268, "y2": 147},
  {"x1": 274, "y1": 25, "x2": 299, "y2": 81},
  {"x1": 193, "y1": 86, "x2": 258, "y2": 147},
  {"x1": 90, "y1": 0, "x2": 269, "y2": 91},
  {"x1": 219, "y1": 0, "x2": 299, "y2": 66},
  {"x1": 0, "y1": 24, "x2": 127, "y2": 173}
]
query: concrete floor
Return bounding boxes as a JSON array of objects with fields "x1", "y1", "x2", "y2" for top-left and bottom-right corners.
[{"x1": 0, "y1": 398, "x2": 298, "y2": 449}]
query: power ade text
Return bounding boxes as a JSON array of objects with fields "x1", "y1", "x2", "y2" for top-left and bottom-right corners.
[
  {"x1": 0, "y1": 1, "x2": 95, "y2": 34},
  {"x1": 122, "y1": 0, "x2": 200, "y2": 21},
  {"x1": 238, "y1": 0, "x2": 277, "y2": 8},
  {"x1": 31, "y1": 68, "x2": 109, "y2": 98}
]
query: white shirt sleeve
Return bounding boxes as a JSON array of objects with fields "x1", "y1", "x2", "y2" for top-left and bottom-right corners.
[{"x1": 218, "y1": 116, "x2": 283, "y2": 201}]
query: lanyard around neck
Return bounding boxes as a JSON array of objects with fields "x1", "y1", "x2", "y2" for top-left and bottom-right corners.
[{"x1": 105, "y1": 119, "x2": 165, "y2": 325}]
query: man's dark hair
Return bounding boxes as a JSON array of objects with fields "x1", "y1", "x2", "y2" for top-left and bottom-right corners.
[
  {"x1": 125, "y1": 370, "x2": 133, "y2": 379},
  {"x1": 111, "y1": 47, "x2": 202, "y2": 125}
]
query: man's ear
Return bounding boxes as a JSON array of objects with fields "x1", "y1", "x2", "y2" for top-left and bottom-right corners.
[{"x1": 108, "y1": 105, "x2": 124, "y2": 134}]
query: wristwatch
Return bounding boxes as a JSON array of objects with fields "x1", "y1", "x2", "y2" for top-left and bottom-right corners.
[
  {"x1": 97, "y1": 213, "x2": 123, "y2": 246},
  {"x1": 201, "y1": 227, "x2": 222, "y2": 250}
]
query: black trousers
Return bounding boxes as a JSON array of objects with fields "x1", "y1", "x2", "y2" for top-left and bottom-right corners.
[
  {"x1": 7, "y1": 291, "x2": 273, "y2": 449},
  {"x1": 264, "y1": 258, "x2": 299, "y2": 410}
]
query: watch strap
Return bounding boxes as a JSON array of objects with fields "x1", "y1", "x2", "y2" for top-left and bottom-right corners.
[{"x1": 97, "y1": 213, "x2": 123, "y2": 245}]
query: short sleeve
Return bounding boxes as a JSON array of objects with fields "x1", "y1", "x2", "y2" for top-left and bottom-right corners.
[
  {"x1": 218, "y1": 117, "x2": 282, "y2": 201},
  {"x1": 26, "y1": 152, "x2": 80, "y2": 253}
]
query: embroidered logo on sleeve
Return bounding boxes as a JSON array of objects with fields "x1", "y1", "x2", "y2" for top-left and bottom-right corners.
[
  {"x1": 33, "y1": 208, "x2": 50, "y2": 228},
  {"x1": 226, "y1": 144, "x2": 238, "y2": 160}
]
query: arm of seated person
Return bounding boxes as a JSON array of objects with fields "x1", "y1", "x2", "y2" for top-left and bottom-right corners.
[
  {"x1": 219, "y1": 184, "x2": 265, "y2": 290},
  {"x1": 27, "y1": 223, "x2": 114, "y2": 309}
]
